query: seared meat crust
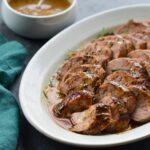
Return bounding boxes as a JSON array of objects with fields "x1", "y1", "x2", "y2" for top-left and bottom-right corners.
[
  {"x1": 48, "y1": 21, "x2": 150, "y2": 135},
  {"x1": 53, "y1": 91, "x2": 93, "y2": 118},
  {"x1": 71, "y1": 96, "x2": 130, "y2": 134}
]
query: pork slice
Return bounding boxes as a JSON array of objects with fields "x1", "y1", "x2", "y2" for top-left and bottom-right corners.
[
  {"x1": 106, "y1": 58, "x2": 146, "y2": 78},
  {"x1": 103, "y1": 71, "x2": 150, "y2": 113},
  {"x1": 53, "y1": 91, "x2": 93, "y2": 118},
  {"x1": 131, "y1": 90, "x2": 150, "y2": 123},
  {"x1": 124, "y1": 33, "x2": 147, "y2": 49},
  {"x1": 59, "y1": 71, "x2": 100, "y2": 96},
  {"x1": 97, "y1": 35, "x2": 135, "y2": 58},
  {"x1": 105, "y1": 35, "x2": 135, "y2": 56},
  {"x1": 128, "y1": 50, "x2": 150, "y2": 77},
  {"x1": 59, "y1": 64, "x2": 106, "y2": 96},
  {"x1": 115, "y1": 21, "x2": 150, "y2": 34},
  {"x1": 100, "y1": 96, "x2": 130, "y2": 133},
  {"x1": 106, "y1": 71, "x2": 148, "y2": 89},
  {"x1": 71, "y1": 105, "x2": 101, "y2": 134},
  {"x1": 123, "y1": 32, "x2": 150, "y2": 49},
  {"x1": 71, "y1": 96, "x2": 129, "y2": 134},
  {"x1": 82, "y1": 35, "x2": 134, "y2": 59},
  {"x1": 79, "y1": 40, "x2": 112, "y2": 58},
  {"x1": 112, "y1": 54, "x2": 150, "y2": 81},
  {"x1": 95, "y1": 40, "x2": 125, "y2": 59},
  {"x1": 57, "y1": 55, "x2": 106, "y2": 80},
  {"x1": 106, "y1": 57, "x2": 150, "y2": 90},
  {"x1": 96, "y1": 80, "x2": 136, "y2": 114},
  {"x1": 61, "y1": 64, "x2": 105, "y2": 84},
  {"x1": 78, "y1": 43, "x2": 112, "y2": 69},
  {"x1": 106, "y1": 71, "x2": 135, "y2": 85},
  {"x1": 106, "y1": 58, "x2": 150, "y2": 123},
  {"x1": 128, "y1": 50, "x2": 150, "y2": 62}
]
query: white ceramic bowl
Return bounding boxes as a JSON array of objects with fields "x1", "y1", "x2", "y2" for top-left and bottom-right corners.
[
  {"x1": 1, "y1": 0, "x2": 77, "y2": 39},
  {"x1": 19, "y1": 4, "x2": 150, "y2": 147}
]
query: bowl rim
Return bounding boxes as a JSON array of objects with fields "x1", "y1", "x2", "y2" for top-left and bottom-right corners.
[
  {"x1": 4, "y1": 0, "x2": 77, "y2": 19},
  {"x1": 19, "y1": 4, "x2": 150, "y2": 147}
]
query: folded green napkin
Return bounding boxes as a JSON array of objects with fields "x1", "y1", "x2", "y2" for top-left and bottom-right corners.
[{"x1": 0, "y1": 34, "x2": 27, "y2": 150}]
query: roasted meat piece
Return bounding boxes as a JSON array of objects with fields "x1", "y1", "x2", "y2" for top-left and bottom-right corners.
[
  {"x1": 131, "y1": 90, "x2": 150, "y2": 123},
  {"x1": 106, "y1": 58, "x2": 150, "y2": 123},
  {"x1": 102, "y1": 35, "x2": 135, "y2": 58},
  {"x1": 78, "y1": 34, "x2": 135, "y2": 59},
  {"x1": 49, "y1": 20, "x2": 150, "y2": 135},
  {"x1": 106, "y1": 58, "x2": 147, "y2": 78},
  {"x1": 128, "y1": 50, "x2": 150, "y2": 62},
  {"x1": 96, "y1": 35, "x2": 135, "y2": 58},
  {"x1": 61, "y1": 64, "x2": 105, "y2": 83},
  {"x1": 79, "y1": 42, "x2": 113, "y2": 61},
  {"x1": 115, "y1": 21, "x2": 150, "y2": 34},
  {"x1": 53, "y1": 91, "x2": 93, "y2": 118},
  {"x1": 57, "y1": 55, "x2": 106, "y2": 80},
  {"x1": 115, "y1": 20, "x2": 150, "y2": 49},
  {"x1": 96, "y1": 82, "x2": 136, "y2": 113},
  {"x1": 71, "y1": 96, "x2": 129, "y2": 134},
  {"x1": 128, "y1": 50, "x2": 150, "y2": 76},
  {"x1": 123, "y1": 33, "x2": 149, "y2": 49},
  {"x1": 58, "y1": 72, "x2": 97, "y2": 95},
  {"x1": 107, "y1": 57, "x2": 150, "y2": 87},
  {"x1": 59, "y1": 65, "x2": 105, "y2": 96}
]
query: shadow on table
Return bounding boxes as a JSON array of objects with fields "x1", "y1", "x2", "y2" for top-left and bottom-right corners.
[{"x1": 19, "y1": 114, "x2": 150, "y2": 150}]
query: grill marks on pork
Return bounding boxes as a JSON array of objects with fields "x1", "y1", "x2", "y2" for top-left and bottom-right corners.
[
  {"x1": 105, "y1": 57, "x2": 150, "y2": 123},
  {"x1": 57, "y1": 55, "x2": 107, "y2": 81},
  {"x1": 106, "y1": 58, "x2": 150, "y2": 92},
  {"x1": 106, "y1": 58, "x2": 147, "y2": 79},
  {"x1": 71, "y1": 96, "x2": 130, "y2": 134},
  {"x1": 127, "y1": 50, "x2": 150, "y2": 122},
  {"x1": 57, "y1": 21, "x2": 150, "y2": 81},
  {"x1": 79, "y1": 42, "x2": 113, "y2": 61},
  {"x1": 58, "y1": 64, "x2": 105, "y2": 96},
  {"x1": 81, "y1": 35, "x2": 135, "y2": 59},
  {"x1": 59, "y1": 71, "x2": 97, "y2": 96},
  {"x1": 96, "y1": 79, "x2": 137, "y2": 114},
  {"x1": 128, "y1": 50, "x2": 150, "y2": 77},
  {"x1": 53, "y1": 91, "x2": 93, "y2": 118},
  {"x1": 50, "y1": 21, "x2": 150, "y2": 135},
  {"x1": 98, "y1": 35, "x2": 135, "y2": 58}
]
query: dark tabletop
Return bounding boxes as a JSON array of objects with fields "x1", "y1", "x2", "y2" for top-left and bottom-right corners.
[{"x1": 0, "y1": 0, "x2": 150, "y2": 150}]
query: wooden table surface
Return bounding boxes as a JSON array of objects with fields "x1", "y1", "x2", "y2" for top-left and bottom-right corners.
[{"x1": 0, "y1": 0, "x2": 150, "y2": 150}]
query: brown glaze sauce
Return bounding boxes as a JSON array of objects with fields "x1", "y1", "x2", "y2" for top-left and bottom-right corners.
[{"x1": 9, "y1": 0, "x2": 71, "y2": 16}]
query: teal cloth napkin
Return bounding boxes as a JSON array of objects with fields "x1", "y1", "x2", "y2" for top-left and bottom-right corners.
[{"x1": 0, "y1": 34, "x2": 27, "y2": 150}]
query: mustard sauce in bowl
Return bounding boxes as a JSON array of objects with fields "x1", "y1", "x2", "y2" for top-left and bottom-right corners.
[{"x1": 9, "y1": 0, "x2": 71, "y2": 16}]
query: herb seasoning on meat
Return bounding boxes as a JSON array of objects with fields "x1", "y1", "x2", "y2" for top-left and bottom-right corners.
[{"x1": 44, "y1": 20, "x2": 150, "y2": 135}]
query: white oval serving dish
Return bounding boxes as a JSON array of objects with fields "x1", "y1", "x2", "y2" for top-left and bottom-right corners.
[{"x1": 19, "y1": 4, "x2": 150, "y2": 147}]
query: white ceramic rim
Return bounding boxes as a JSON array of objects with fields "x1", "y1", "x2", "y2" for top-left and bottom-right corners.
[
  {"x1": 19, "y1": 4, "x2": 150, "y2": 147},
  {"x1": 4, "y1": 0, "x2": 77, "y2": 18}
]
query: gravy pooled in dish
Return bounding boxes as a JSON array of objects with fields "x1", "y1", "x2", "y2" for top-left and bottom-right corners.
[
  {"x1": 44, "y1": 20, "x2": 150, "y2": 135},
  {"x1": 9, "y1": 0, "x2": 71, "y2": 16}
]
